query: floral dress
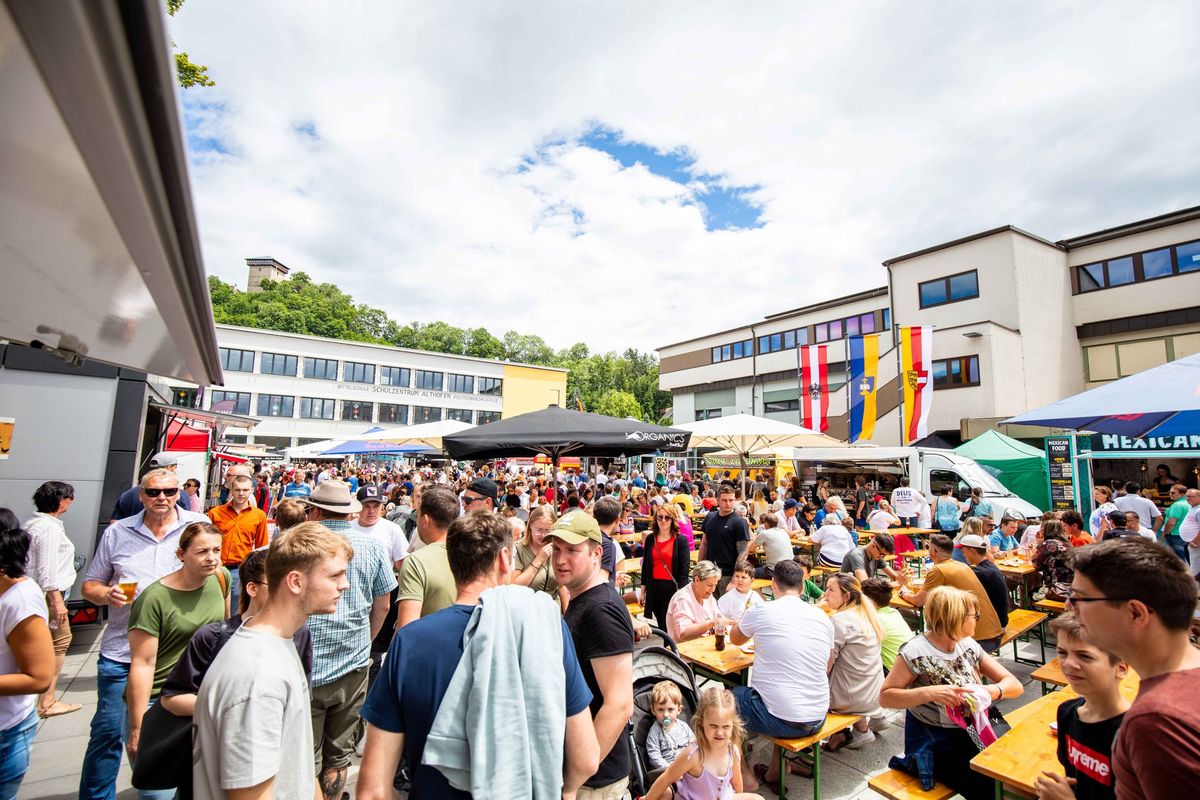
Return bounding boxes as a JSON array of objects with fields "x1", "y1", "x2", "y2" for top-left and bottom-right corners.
[{"x1": 1033, "y1": 539, "x2": 1072, "y2": 599}]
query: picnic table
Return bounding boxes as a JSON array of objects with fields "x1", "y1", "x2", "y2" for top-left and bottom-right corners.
[
  {"x1": 996, "y1": 557, "x2": 1038, "y2": 608},
  {"x1": 901, "y1": 550, "x2": 931, "y2": 575},
  {"x1": 677, "y1": 635, "x2": 755, "y2": 687},
  {"x1": 1030, "y1": 657, "x2": 1140, "y2": 695}
]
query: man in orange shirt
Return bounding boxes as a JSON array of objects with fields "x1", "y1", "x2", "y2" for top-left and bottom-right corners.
[{"x1": 207, "y1": 473, "x2": 268, "y2": 601}]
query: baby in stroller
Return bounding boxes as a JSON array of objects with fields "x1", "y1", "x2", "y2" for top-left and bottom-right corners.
[{"x1": 645, "y1": 681, "x2": 696, "y2": 771}]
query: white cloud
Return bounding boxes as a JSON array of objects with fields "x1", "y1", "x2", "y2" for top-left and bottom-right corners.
[{"x1": 171, "y1": 0, "x2": 1200, "y2": 353}]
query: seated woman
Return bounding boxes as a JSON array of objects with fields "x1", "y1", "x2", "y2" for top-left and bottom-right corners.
[
  {"x1": 812, "y1": 516, "x2": 857, "y2": 568},
  {"x1": 823, "y1": 574, "x2": 886, "y2": 750},
  {"x1": 666, "y1": 560, "x2": 723, "y2": 644},
  {"x1": 880, "y1": 586, "x2": 1022, "y2": 799},
  {"x1": 1033, "y1": 519, "x2": 1073, "y2": 601}
]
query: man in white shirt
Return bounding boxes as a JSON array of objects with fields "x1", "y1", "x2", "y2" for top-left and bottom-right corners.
[
  {"x1": 25, "y1": 480, "x2": 80, "y2": 718},
  {"x1": 779, "y1": 499, "x2": 802, "y2": 533},
  {"x1": 1177, "y1": 489, "x2": 1200, "y2": 575},
  {"x1": 350, "y1": 486, "x2": 408, "y2": 571},
  {"x1": 748, "y1": 512, "x2": 794, "y2": 577},
  {"x1": 889, "y1": 477, "x2": 925, "y2": 527},
  {"x1": 1114, "y1": 482, "x2": 1163, "y2": 536}
]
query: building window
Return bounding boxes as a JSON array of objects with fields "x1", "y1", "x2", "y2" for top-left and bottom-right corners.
[
  {"x1": 219, "y1": 347, "x2": 254, "y2": 373},
  {"x1": 414, "y1": 370, "x2": 443, "y2": 390},
  {"x1": 256, "y1": 394, "x2": 294, "y2": 417},
  {"x1": 380, "y1": 366, "x2": 410, "y2": 387},
  {"x1": 171, "y1": 387, "x2": 198, "y2": 408},
  {"x1": 932, "y1": 355, "x2": 980, "y2": 388},
  {"x1": 260, "y1": 353, "x2": 297, "y2": 376},
  {"x1": 764, "y1": 399, "x2": 800, "y2": 413},
  {"x1": 478, "y1": 377, "x2": 502, "y2": 395},
  {"x1": 343, "y1": 362, "x2": 375, "y2": 384},
  {"x1": 252, "y1": 435, "x2": 292, "y2": 452},
  {"x1": 378, "y1": 403, "x2": 408, "y2": 425},
  {"x1": 447, "y1": 374, "x2": 474, "y2": 394},
  {"x1": 919, "y1": 270, "x2": 979, "y2": 309},
  {"x1": 476, "y1": 410, "x2": 501, "y2": 425},
  {"x1": 711, "y1": 338, "x2": 754, "y2": 363},
  {"x1": 814, "y1": 322, "x2": 829, "y2": 343},
  {"x1": 341, "y1": 400, "x2": 372, "y2": 421},
  {"x1": 694, "y1": 408, "x2": 723, "y2": 420},
  {"x1": 1076, "y1": 238, "x2": 1200, "y2": 293},
  {"x1": 303, "y1": 357, "x2": 339, "y2": 381},
  {"x1": 446, "y1": 408, "x2": 473, "y2": 422},
  {"x1": 299, "y1": 397, "x2": 336, "y2": 419},
  {"x1": 413, "y1": 405, "x2": 442, "y2": 424},
  {"x1": 883, "y1": 308, "x2": 892, "y2": 333},
  {"x1": 209, "y1": 391, "x2": 250, "y2": 415}
]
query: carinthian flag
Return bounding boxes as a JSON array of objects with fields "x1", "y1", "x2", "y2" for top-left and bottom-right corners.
[
  {"x1": 799, "y1": 344, "x2": 829, "y2": 432},
  {"x1": 899, "y1": 326, "x2": 933, "y2": 444},
  {"x1": 848, "y1": 334, "x2": 881, "y2": 442}
]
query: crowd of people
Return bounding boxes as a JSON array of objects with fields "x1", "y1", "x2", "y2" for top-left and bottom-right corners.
[{"x1": 0, "y1": 457, "x2": 1194, "y2": 799}]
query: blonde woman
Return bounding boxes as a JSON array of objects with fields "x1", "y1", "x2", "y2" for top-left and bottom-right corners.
[
  {"x1": 951, "y1": 517, "x2": 985, "y2": 564},
  {"x1": 822, "y1": 574, "x2": 885, "y2": 750},
  {"x1": 513, "y1": 505, "x2": 558, "y2": 597},
  {"x1": 750, "y1": 489, "x2": 769, "y2": 523}
]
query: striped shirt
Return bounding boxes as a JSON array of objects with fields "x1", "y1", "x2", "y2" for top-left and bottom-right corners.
[
  {"x1": 84, "y1": 508, "x2": 209, "y2": 662},
  {"x1": 308, "y1": 519, "x2": 397, "y2": 686}
]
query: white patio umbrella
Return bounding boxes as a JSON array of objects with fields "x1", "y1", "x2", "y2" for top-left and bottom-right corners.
[
  {"x1": 358, "y1": 419, "x2": 476, "y2": 451},
  {"x1": 676, "y1": 413, "x2": 845, "y2": 497},
  {"x1": 283, "y1": 438, "x2": 345, "y2": 460}
]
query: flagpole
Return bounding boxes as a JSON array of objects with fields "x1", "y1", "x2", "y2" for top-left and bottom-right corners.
[
  {"x1": 895, "y1": 326, "x2": 906, "y2": 445},
  {"x1": 844, "y1": 341, "x2": 852, "y2": 443},
  {"x1": 795, "y1": 341, "x2": 804, "y2": 428}
]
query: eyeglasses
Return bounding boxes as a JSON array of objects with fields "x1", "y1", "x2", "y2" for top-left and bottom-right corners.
[
  {"x1": 143, "y1": 487, "x2": 179, "y2": 498},
  {"x1": 655, "y1": 515, "x2": 672, "y2": 521},
  {"x1": 1064, "y1": 588, "x2": 1131, "y2": 607}
]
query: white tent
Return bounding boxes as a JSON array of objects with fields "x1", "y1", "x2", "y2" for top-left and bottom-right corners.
[
  {"x1": 357, "y1": 419, "x2": 476, "y2": 450},
  {"x1": 283, "y1": 439, "x2": 345, "y2": 460}
]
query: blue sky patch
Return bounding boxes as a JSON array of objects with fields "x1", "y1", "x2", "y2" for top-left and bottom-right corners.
[
  {"x1": 579, "y1": 125, "x2": 763, "y2": 231},
  {"x1": 293, "y1": 120, "x2": 321, "y2": 143},
  {"x1": 182, "y1": 96, "x2": 232, "y2": 157}
]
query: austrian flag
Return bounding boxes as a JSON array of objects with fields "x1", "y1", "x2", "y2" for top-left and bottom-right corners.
[
  {"x1": 799, "y1": 344, "x2": 829, "y2": 432},
  {"x1": 899, "y1": 325, "x2": 933, "y2": 444}
]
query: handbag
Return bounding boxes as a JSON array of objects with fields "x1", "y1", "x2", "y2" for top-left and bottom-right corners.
[{"x1": 132, "y1": 620, "x2": 233, "y2": 790}]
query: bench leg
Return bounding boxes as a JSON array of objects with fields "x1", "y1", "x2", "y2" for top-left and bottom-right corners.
[
  {"x1": 777, "y1": 746, "x2": 787, "y2": 800},
  {"x1": 811, "y1": 744, "x2": 821, "y2": 800}
]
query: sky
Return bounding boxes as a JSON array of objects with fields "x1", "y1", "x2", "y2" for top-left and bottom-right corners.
[{"x1": 170, "y1": 1, "x2": 1200, "y2": 354}]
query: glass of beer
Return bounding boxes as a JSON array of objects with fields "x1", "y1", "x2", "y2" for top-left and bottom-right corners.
[{"x1": 117, "y1": 578, "x2": 138, "y2": 602}]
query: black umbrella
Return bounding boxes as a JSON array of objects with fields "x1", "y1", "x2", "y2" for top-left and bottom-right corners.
[{"x1": 442, "y1": 405, "x2": 691, "y2": 477}]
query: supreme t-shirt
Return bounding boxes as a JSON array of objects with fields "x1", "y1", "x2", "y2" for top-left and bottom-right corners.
[{"x1": 1057, "y1": 697, "x2": 1123, "y2": 800}]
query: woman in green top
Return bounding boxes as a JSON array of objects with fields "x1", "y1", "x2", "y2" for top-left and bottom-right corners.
[
  {"x1": 125, "y1": 522, "x2": 229, "y2": 764},
  {"x1": 513, "y1": 505, "x2": 560, "y2": 605}
]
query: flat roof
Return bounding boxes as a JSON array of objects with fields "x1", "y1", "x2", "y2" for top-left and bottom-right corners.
[
  {"x1": 214, "y1": 323, "x2": 569, "y2": 373},
  {"x1": 656, "y1": 286, "x2": 889, "y2": 351},
  {"x1": 1058, "y1": 204, "x2": 1200, "y2": 249},
  {"x1": 883, "y1": 225, "x2": 1061, "y2": 267}
]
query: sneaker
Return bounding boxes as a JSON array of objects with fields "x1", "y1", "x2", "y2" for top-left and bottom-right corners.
[
  {"x1": 868, "y1": 715, "x2": 892, "y2": 732},
  {"x1": 845, "y1": 728, "x2": 876, "y2": 749}
]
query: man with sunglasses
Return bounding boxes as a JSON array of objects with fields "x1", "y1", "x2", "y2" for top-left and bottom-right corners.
[
  {"x1": 79, "y1": 467, "x2": 208, "y2": 800},
  {"x1": 1068, "y1": 538, "x2": 1200, "y2": 798},
  {"x1": 108, "y1": 452, "x2": 194, "y2": 522},
  {"x1": 461, "y1": 477, "x2": 498, "y2": 514}
]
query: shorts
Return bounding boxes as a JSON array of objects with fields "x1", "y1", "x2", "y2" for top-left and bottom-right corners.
[
  {"x1": 50, "y1": 614, "x2": 72, "y2": 658},
  {"x1": 577, "y1": 776, "x2": 629, "y2": 800},
  {"x1": 310, "y1": 665, "x2": 369, "y2": 771},
  {"x1": 732, "y1": 686, "x2": 824, "y2": 739}
]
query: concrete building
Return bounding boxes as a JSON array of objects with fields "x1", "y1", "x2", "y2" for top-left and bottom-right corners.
[
  {"x1": 165, "y1": 324, "x2": 568, "y2": 453},
  {"x1": 658, "y1": 204, "x2": 1200, "y2": 446}
]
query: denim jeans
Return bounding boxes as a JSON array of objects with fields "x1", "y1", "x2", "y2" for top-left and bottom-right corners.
[
  {"x1": 0, "y1": 708, "x2": 38, "y2": 800},
  {"x1": 79, "y1": 656, "x2": 176, "y2": 800},
  {"x1": 1165, "y1": 535, "x2": 1188, "y2": 563},
  {"x1": 227, "y1": 567, "x2": 241, "y2": 608}
]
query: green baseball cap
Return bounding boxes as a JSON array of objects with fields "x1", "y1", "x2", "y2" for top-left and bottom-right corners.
[{"x1": 545, "y1": 511, "x2": 602, "y2": 545}]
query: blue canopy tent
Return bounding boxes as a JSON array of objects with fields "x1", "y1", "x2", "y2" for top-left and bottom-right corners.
[
  {"x1": 320, "y1": 440, "x2": 436, "y2": 456},
  {"x1": 1004, "y1": 353, "x2": 1200, "y2": 437}
]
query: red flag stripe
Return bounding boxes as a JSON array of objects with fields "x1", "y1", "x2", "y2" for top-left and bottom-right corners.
[
  {"x1": 800, "y1": 346, "x2": 813, "y2": 428},
  {"x1": 907, "y1": 326, "x2": 923, "y2": 441},
  {"x1": 816, "y1": 345, "x2": 829, "y2": 432}
]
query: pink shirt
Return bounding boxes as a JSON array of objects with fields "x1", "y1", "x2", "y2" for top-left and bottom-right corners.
[{"x1": 667, "y1": 584, "x2": 719, "y2": 643}]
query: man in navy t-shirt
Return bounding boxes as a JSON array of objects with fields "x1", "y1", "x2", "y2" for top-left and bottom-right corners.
[{"x1": 357, "y1": 513, "x2": 596, "y2": 800}]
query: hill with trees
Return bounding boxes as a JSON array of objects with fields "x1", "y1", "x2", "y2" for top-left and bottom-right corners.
[{"x1": 208, "y1": 274, "x2": 672, "y2": 422}]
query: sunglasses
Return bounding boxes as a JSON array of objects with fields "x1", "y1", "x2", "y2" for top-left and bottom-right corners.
[
  {"x1": 464, "y1": 495, "x2": 488, "y2": 504},
  {"x1": 143, "y1": 487, "x2": 179, "y2": 498},
  {"x1": 655, "y1": 514, "x2": 672, "y2": 521}
]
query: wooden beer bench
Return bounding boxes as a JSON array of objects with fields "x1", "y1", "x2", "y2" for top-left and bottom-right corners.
[
  {"x1": 765, "y1": 713, "x2": 861, "y2": 800},
  {"x1": 1000, "y1": 609, "x2": 1048, "y2": 665},
  {"x1": 867, "y1": 769, "x2": 956, "y2": 800}
]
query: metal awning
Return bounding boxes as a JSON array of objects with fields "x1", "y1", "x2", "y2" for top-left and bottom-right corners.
[
  {"x1": 149, "y1": 401, "x2": 259, "y2": 430},
  {"x1": 1, "y1": 1, "x2": 222, "y2": 384}
]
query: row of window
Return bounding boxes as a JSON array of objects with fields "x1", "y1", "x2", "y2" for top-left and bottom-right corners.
[
  {"x1": 919, "y1": 270, "x2": 979, "y2": 309},
  {"x1": 207, "y1": 390, "x2": 501, "y2": 425},
  {"x1": 714, "y1": 310, "x2": 894, "y2": 364},
  {"x1": 218, "y1": 348, "x2": 503, "y2": 394},
  {"x1": 932, "y1": 355, "x2": 980, "y2": 388},
  {"x1": 1077, "y1": 239, "x2": 1200, "y2": 293}
]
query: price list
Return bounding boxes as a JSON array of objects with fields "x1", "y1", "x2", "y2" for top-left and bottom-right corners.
[{"x1": 1045, "y1": 436, "x2": 1076, "y2": 510}]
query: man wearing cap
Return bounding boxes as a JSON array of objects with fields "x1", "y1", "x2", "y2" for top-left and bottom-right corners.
[
  {"x1": 395, "y1": 485, "x2": 461, "y2": 630},
  {"x1": 780, "y1": 498, "x2": 802, "y2": 533},
  {"x1": 303, "y1": 480, "x2": 397, "y2": 800},
  {"x1": 462, "y1": 477, "x2": 498, "y2": 514},
  {"x1": 897, "y1": 534, "x2": 1005, "y2": 653},
  {"x1": 109, "y1": 453, "x2": 194, "y2": 521},
  {"x1": 548, "y1": 511, "x2": 635, "y2": 800},
  {"x1": 957, "y1": 534, "x2": 1010, "y2": 634},
  {"x1": 206, "y1": 472, "x2": 269, "y2": 600}
]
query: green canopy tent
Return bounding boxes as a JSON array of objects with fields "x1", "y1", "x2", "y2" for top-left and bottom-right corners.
[{"x1": 955, "y1": 429, "x2": 1049, "y2": 511}]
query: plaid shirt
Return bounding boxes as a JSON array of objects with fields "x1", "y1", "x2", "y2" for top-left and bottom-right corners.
[{"x1": 308, "y1": 519, "x2": 397, "y2": 686}]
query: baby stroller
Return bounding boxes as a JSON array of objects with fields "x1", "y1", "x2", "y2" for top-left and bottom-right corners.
[{"x1": 627, "y1": 627, "x2": 701, "y2": 798}]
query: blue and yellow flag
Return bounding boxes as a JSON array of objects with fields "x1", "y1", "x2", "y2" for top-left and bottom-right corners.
[{"x1": 848, "y1": 334, "x2": 880, "y2": 442}]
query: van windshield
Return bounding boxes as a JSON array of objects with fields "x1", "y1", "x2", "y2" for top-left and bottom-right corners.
[{"x1": 955, "y1": 462, "x2": 1013, "y2": 496}]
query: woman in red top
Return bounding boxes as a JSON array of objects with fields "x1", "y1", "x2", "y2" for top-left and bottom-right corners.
[{"x1": 639, "y1": 503, "x2": 691, "y2": 631}]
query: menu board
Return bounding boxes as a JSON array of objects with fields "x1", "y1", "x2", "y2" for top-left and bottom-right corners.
[{"x1": 1045, "y1": 436, "x2": 1076, "y2": 510}]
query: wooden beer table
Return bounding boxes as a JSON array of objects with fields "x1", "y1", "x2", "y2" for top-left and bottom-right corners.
[{"x1": 677, "y1": 634, "x2": 754, "y2": 687}]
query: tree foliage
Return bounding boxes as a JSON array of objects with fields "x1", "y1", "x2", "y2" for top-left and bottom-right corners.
[
  {"x1": 208, "y1": 275, "x2": 672, "y2": 421},
  {"x1": 167, "y1": 1, "x2": 214, "y2": 88}
]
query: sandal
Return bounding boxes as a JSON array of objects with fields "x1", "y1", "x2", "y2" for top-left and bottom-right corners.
[
  {"x1": 823, "y1": 730, "x2": 851, "y2": 752},
  {"x1": 753, "y1": 762, "x2": 783, "y2": 795},
  {"x1": 38, "y1": 702, "x2": 82, "y2": 719}
]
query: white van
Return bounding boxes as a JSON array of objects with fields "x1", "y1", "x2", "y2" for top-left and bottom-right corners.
[{"x1": 784, "y1": 446, "x2": 1043, "y2": 521}]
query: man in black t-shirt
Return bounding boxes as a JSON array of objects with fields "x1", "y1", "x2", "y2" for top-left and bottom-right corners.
[
  {"x1": 853, "y1": 475, "x2": 870, "y2": 527},
  {"x1": 698, "y1": 485, "x2": 751, "y2": 595},
  {"x1": 959, "y1": 534, "x2": 1009, "y2": 630},
  {"x1": 548, "y1": 511, "x2": 635, "y2": 799}
]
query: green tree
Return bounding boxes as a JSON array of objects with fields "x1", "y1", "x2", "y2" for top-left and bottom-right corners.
[
  {"x1": 167, "y1": 1, "x2": 215, "y2": 88},
  {"x1": 466, "y1": 328, "x2": 505, "y2": 360},
  {"x1": 593, "y1": 390, "x2": 643, "y2": 420}
]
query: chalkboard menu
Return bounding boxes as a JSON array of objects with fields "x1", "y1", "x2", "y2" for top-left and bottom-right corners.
[{"x1": 1046, "y1": 436, "x2": 1076, "y2": 510}]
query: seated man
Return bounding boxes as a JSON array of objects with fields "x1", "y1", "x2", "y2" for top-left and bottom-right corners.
[
  {"x1": 896, "y1": 534, "x2": 1005, "y2": 653},
  {"x1": 957, "y1": 534, "x2": 1010, "y2": 631},
  {"x1": 748, "y1": 512, "x2": 793, "y2": 578},
  {"x1": 840, "y1": 533, "x2": 896, "y2": 582}
]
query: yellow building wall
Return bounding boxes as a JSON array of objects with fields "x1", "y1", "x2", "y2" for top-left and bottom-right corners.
[{"x1": 501, "y1": 365, "x2": 568, "y2": 418}]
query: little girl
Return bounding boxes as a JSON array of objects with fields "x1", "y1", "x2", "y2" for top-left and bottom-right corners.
[{"x1": 646, "y1": 687, "x2": 764, "y2": 800}]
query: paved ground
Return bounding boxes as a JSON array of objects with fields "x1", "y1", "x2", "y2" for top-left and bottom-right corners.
[{"x1": 21, "y1": 623, "x2": 1049, "y2": 799}]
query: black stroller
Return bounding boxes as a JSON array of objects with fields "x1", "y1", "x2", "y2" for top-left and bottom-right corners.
[{"x1": 626, "y1": 627, "x2": 701, "y2": 798}]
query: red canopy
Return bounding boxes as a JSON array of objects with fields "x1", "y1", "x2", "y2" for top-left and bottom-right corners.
[{"x1": 162, "y1": 420, "x2": 209, "y2": 452}]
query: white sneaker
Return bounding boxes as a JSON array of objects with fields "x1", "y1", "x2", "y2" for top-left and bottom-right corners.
[
  {"x1": 845, "y1": 729, "x2": 876, "y2": 749},
  {"x1": 868, "y1": 715, "x2": 892, "y2": 732},
  {"x1": 355, "y1": 735, "x2": 365, "y2": 758}
]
